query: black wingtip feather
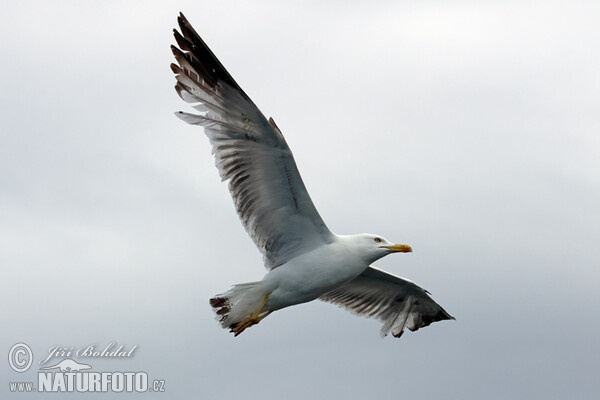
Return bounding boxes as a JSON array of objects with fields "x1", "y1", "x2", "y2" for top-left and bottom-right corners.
[
  {"x1": 170, "y1": 63, "x2": 181, "y2": 74},
  {"x1": 173, "y1": 29, "x2": 192, "y2": 52},
  {"x1": 173, "y1": 13, "x2": 250, "y2": 100}
]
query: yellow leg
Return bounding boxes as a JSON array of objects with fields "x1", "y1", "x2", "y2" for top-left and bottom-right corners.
[{"x1": 231, "y1": 293, "x2": 272, "y2": 336}]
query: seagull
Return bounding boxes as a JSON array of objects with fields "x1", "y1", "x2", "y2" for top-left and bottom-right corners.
[{"x1": 171, "y1": 13, "x2": 454, "y2": 338}]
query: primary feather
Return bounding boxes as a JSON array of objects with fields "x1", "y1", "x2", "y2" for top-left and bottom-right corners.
[{"x1": 320, "y1": 267, "x2": 455, "y2": 337}]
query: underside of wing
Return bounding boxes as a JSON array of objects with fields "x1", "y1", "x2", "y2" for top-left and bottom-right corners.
[
  {"x1": 320, "y1": 267, "x2": 454, "y2": 338},
  {"x1": 171, "y1": 13, "x2": 333, "y2": 268}
]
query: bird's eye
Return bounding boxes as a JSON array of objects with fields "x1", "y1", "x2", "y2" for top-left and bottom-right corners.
[{"x1": 374, "y1": 237, "x2": 382, "y2": 243}]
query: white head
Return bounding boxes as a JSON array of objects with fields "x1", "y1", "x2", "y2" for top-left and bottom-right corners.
[{"x1": 345, "y1": 233, "x2": 412, "y2": 264}]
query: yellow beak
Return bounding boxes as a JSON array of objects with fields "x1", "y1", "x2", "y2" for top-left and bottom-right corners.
[{"x1": 382, "y1": 244, "x2": 412, "y2": 253}]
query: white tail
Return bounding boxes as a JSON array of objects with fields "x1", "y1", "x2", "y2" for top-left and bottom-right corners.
[{"x1": 209, "y1": 282, "x2": 265, "y2": 330}]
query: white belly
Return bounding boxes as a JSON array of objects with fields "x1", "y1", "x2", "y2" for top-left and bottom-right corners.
[{"x1": 261, "y1": 242, "x2": 369, "y2": 311}]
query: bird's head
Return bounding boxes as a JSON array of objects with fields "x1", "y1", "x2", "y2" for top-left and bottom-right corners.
[{"x1": 350, "y1": 234, "x2": 412, "y2": 263}]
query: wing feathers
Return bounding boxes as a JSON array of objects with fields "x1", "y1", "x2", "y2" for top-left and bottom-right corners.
[
  {"x1": 172, "y1": 13, "x2": 333, "y2": 268},
  {"x1": 174, "y1": 13, "x2": 247, "y2": 98},
  {"x1": 320, "y1": 267, "x2": 454, "y2": 338}
]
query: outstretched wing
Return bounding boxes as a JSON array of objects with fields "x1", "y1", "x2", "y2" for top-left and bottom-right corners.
[
  {"x1": 320, "y1": 267, "x2": 454, "y2": 337},
  {"x1": 171, "y1": 13, "x2": 333, "y2": 269}
]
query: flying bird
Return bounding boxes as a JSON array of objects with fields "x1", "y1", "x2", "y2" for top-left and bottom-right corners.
[{"x1": 171, "y1": 13, "x2": 454, "y2": 338}]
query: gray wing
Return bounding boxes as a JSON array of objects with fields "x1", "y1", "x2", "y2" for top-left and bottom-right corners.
[
  {"x1": 171, "y1": 13, "x2": 334, "y2": 269},
  {"x1": 320, "y1": 267, "x2": 454, "y2": 338}
]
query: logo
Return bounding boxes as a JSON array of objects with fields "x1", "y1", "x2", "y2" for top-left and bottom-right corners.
[
  {"x1": 39, "y1": 359, "x2": 91, "y2": 372},
  {"x1": 7, "y1": 342, "x2": 166, "y2": 394},
  {"x1": 8, "y1": 343, "x2": 33, "y2": 373}
]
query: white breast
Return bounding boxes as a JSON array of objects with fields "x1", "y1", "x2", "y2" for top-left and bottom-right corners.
[{"x1": 262, "y1": 237, "x2": 369, "y2": 310}]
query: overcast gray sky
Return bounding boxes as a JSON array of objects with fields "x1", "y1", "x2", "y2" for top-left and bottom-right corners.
[{"x1": 2, "y1": 1, "x2": 599, "y2": 399}]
